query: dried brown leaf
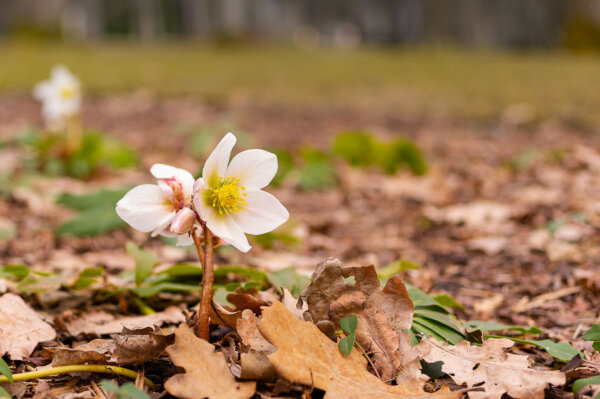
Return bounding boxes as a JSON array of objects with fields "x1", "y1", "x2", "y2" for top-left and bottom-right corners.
[
  {"x1": 165, "y1": 324, "x2": 256, "y2": 399},
  {"x1": 300, "y1": 258, "x2": 418, "y2": 382},
  {"x1": 0, "y1": 293, "x2": 56, "y2": 360},
  {"x1": 52, "y1": 339, "x2": 116, "y2": 366},
  {"x1": 52, "y1": 326, "x2": 174, "y2": 366},
  {"x1": 210, "y1": 300, "x2": 242, "y2": 329},
  {"x1": 420, "y1": 338, "x2": 566, "y2": 399},
  {"x1": 259, "y1": 301, "x2": 460, "y2": 399},
  {"x1": 237, "y1": 310, "x2": 276, "y2": 353},
  {"x1": 65, "y1": 306, "x2": 184, "y2": 336}
]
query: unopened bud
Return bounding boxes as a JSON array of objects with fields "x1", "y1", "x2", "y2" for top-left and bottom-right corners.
[{"x1": 170, "y1": 207, "x2": 196, "y2": 234}]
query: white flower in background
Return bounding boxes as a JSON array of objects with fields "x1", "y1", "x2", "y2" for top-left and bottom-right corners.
[
  {"x1": 33, "y1": 65, "x2": 82, "y2": 129},
  {"x1": 193, "y1": 133, "x2": 289, "y2": 252},
  {"x1": 116, "y1": 164, "x2": 196, "y2": 246}
]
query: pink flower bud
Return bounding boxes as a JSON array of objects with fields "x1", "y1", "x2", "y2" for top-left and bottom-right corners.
[{"x1": 170, "y1": 207, "x2": 196, "y2": 235}]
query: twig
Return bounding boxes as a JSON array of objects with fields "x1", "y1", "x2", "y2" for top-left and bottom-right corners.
[{"x1": 0, "y1": 365, "x2": 153, "y2": 387}]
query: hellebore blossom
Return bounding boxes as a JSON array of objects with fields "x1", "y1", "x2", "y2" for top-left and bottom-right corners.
[
  {"x1": 193, "y1": 133, "x2": 289, "y2": 252},
  {"x1": 33, "y1": 65, "x2": 82, "y2": 130},
  {"x1": 116, "y1": 164, "x2": 196, "y2": 246}
]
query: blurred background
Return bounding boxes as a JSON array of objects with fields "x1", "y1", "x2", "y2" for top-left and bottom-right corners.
[{"x1": 0, "y1": 0, "x2": 599, "y2": 326}]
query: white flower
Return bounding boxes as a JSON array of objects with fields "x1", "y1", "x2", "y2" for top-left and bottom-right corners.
[
  {"x1": 33, "y1": 65, "x2": 82, "y2": 129},
  {"x1": 116, "y1": 164, "x2": 196, "y2": 246},
  {"x1": 193, "y1": 133, "x2": 289, "y2": 252}
]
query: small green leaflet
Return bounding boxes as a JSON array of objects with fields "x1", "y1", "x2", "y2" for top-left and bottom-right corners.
[
  {"x1": 267, "y1": 267, "x2": 311, "y2": 296},
  {"x1": 55, "y1": 188, "x2": 131, "y2": 237},
  {"x1": 487, "y1": 336, "x2": 582, "y2": 362},
  {"x1": 573, "y1": 375, "x2": 600, "y2": 395},
  {"x1": 465, "y1": 320, "x2": 542, "y2": 335},
  {"x1": 126, "y1": 241, "x2": 158, "y2": 286},
  {"x1": 338, "y1": 315, "x2": 358, "y2": 356},
  {"x1": 100, "y1": 380, "x2": 150, "y2": 399},
  {"x1": 0, "y1": 387, "x2": 10, "y2": 399},
  {"x1": 0, "y1": 358, "x2": 13, "y2": 382},
  {"x1": 582, "y1": 324, "x2": 600, "y2": 351}
]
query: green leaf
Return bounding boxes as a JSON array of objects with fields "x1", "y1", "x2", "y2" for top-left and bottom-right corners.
[
  {"x1": 119, "y1": 383, "x2": 151, "y2": 399},
  {"x1": 270, "y1": 149, "x2": 295, "y2": 187},
  {"x1": 594, "y1": 341, "x2": 600, "y2": 352},
  {"x1": 213, "y1": 287, "x2": 233, "y2": 307},
  {"x1": 332, "y1": 131, "x2": 376, "y2": 167},
  {"x1": 412, "y1": 316, "x2": 465, "y2": 345},
  {"x1": 432, "y1": 294, "x2": 465, "y2": 310},
  {"x1": 56, "y1": 207, "x2": 127, "y2": 237},
  {"x1": 338, "y1": 331, "x2": 356, "y2": 356},
  {"x1": 56, "y1": 188, "x2": 131, "y2": 211},
  {"x1": 378, "y1": 259, "x2": 419, "y2": 284},
  {"x1": 0, "y1": 386, "x2": 11, "y2": 399},
  {"x1": 17, "y1": 274, "x2": 63, "y2": 293},
  {"x1": 131, "y1": 282, "x2": 201, "y2": 298},
  {"x1": 126, "y1": 242, "x2": 158, "y2": 286},
  {"x1": 55, "y1": 188, "x2": 131, "y2": 237},
  {"x1": 411, "y1": 319, "x2": 447, "y2": 342},
  {"x1": 297, "y1": 148, "x2": 337, "y2": 191},
  {"x1": 0, "y1": 264, "x2": 31, "y2": 280},
  {"x1": 70, "y1": 267, "x2": 104, "y2": 289},
  {"x1": 414, "y1": 309, "x2": 465, "y2": 336},
  {"x1": 158, "y1": 264, "x2": 204, "y2": 278},
  {"x1": 0, "y1": 358, "x2": 13, "y2": 383},
  {"x1": 573, "y1": 375, "x2": 600, "y2": 394},
  {"x1": 465, "y1": 320, "x2": 542, "y2": 335},
  {"x1": 267, "y1": 267, "x2": 311, "y2": 296},
  {"x1": 488, "y1": 336, "x2": 582, "y2": 362},
  {"x1": 340, "y1": 315, "x2": 358, "y2": 334},
  {"x1": 214, "y1": 266, "x2": 267, "y2": 283},
  {"x1": 582, "y1": 324, "x2": 600, "y2": 342},
  {"x1": 405, "y1": 283, "x2": 450, "y2": 314}
]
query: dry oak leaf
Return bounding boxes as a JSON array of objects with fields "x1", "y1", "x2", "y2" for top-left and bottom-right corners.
[
  {"x1": 165, "y1": 324, "x2": 256, "y2": 399},
  {"x1": 420, "y1": 338, "x2": 565, "y2": 399},
  {"x1": 259, "y1": 301, "x2": 460, "y2": 399},
  {"x1": 0, "y1": 293, "x2": 56, "y2": 360},
  {"x1": 65, "y1": 306, "x2": 184, "y2": 336},
  {"x1": 300, "y1": 258, "x2": 418, "y2": 383}
]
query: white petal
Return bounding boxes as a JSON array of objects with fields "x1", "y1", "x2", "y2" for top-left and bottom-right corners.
[
  {"x1": 151, "y1": 212, "x2": 176, "y2": 237},
  {"x1": 194, "y1": 191, "x2": 251, "y2": 252},
  {"x1": 33, "y1": 81, "x2": 52, "y2": 102},
  {"x1": 176, "y1": 234, "x2": 194, "y2": 246},
  {"x1": 231, "y1": 188, "x2": 289, "y2": 235},
  {"x1": 226, "y1": 149, "x2": 278, "y2": 189},
  {"x1": 150, "y1": 164, "x2": 196, "y2": 200},
  {"x1": 116, "y1": 184, "x2": 174, "y2": 233},
  {"x1": 202, "y1": 133, "x2": 236, "y2": 186},
  {"x1": 51, "y1": 65, "x2": 76, "y2": 84}
]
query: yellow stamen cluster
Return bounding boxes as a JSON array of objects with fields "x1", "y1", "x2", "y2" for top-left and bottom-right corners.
[
  {"x1": 209, "y1": 176, "x2": 247, "y2": 215},
  {"x1": 60, "y1": 85, "x2": 76, "y2": 100}
]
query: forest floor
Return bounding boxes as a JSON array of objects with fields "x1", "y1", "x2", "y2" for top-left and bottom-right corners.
[{"x1": 0, "y1": 44, "x2": 600, "y2": 398}]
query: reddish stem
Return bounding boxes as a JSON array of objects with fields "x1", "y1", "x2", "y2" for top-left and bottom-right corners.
[{"x1": 194, "y1": 226, "x2": 214, "y2": 340}]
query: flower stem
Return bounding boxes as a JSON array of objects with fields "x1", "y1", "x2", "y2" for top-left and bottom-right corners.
[
  {"x1": 191, "y1": 227, "x2": 205, "y2": 268},
  {"x1": 65, "y1": 114, "x2": 83, "y2": 155},
  {"x1": 0, "y1": 365, "x2": 153, "y2": 387},
  {"x1": 195, "y1": 226, "x2": 214, "y2": 340}
]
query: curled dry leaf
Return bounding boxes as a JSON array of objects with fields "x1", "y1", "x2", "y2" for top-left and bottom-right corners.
[
  {"x1": 227, "y1": 291, "x2": 269, "y2": 314},
  {"x1": 65, "y1": 306, "x2": 184, "y2": 336},
  {"x1": 299, "y1": 258, "x2": 419, "y2": 382},
  {"x1": 210, "y1": 300, "x2": 242, "y2": 329},
  {"x1": 420, "y1": 338, "x2": 566, "y2": 399},
  {"x1": 237, "y1": 310, "x2": 277, "y2": 381},
  {"x1": 259, "y1": 301, "x2": 460, "y2": 399},
  {"x1": 0, "y1": 293, "x2": 56, "y2": 360},
  {"x1": 237, "y1": 310, "x2": 276, "y2": 353},
  {"x1": 52, "y1": 326, "x2": 174, "y2": 366},
  {"x1": 165, "y1": 324, "x2": 256, "y2": 399}
]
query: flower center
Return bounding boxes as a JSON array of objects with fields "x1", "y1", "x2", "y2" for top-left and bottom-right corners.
[
  {"x1": 60, "y1": 85, "x2": 76, "y2": 100},
  {"x1": 209, "y1": 176, "x2": 246, "y2": 215},
  {"x1": 158, "y1": 177, "x2": 186, "y2": 210}
]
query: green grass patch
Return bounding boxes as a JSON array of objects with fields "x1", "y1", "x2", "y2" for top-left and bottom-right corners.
[{"x1": 1, "y1": 41, "x2": 600, "y2": 126}]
